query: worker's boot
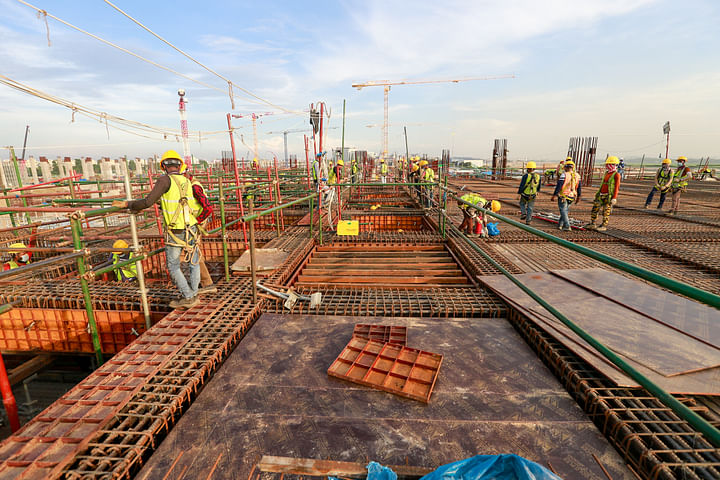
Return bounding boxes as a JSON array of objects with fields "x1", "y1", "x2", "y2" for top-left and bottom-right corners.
[
  {"x1": 584, "y1": 223, "x2": 597, "y2": 230},
  {"x1": 169, "y1": 296, "x2": 199, "y2": 310},
  {"x1": 596, "y1": 225, "x2": 608, "y2": 232},
  {"x1": 198, "y1": 285, "x2": 218, "y2": 295}
]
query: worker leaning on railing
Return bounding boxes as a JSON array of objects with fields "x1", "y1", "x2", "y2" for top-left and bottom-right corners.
[{"x1": 112, "y1": 150, "x2": 202, "y2": 310}]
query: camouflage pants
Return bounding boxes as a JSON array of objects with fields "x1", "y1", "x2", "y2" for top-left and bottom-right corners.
[{"x1": 590, "y1": 193, "x2": 613, "y2": 227}]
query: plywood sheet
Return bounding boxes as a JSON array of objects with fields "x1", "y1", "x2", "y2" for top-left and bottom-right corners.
[{"x1": 231, "y1": 248, "x2": 289, "y2": 272}]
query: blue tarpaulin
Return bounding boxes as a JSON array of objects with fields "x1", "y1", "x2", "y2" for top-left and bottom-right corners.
[
  {"x1": 420, "y1": 455, "x2": 561, "y2": 480},
  {"x1": 332, "y1": 455, "x2": 562, "y2": 480}
]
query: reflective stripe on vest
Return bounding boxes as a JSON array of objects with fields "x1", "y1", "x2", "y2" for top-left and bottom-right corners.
[
  {"x1": 559, "y1": 171, "x2": 578, "y2": 199},
  {"x1": 381, "y1": 164, "x2": 388, "y2": 174},
  {"x1": 522, "y1": 173, "x2": 540, "y2": 196},
  {"x1": 112, "y1": 253, "x2": 137, "y2": 281},
  {"x1": 161, "y1": 174, "x2": 198, "y2": 229}
]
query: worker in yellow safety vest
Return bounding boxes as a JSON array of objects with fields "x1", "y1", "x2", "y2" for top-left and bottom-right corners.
[
  {"x1": 93, "y1": 239, "x2": 138, "y2": 282},
  {"x1": 668, "y1": 156, "x2": 691, "y2": 216},
  {"x1": 419, "y1": 160, "x2": 435, "y2": 208},
  {"x1": 517, "y1": 161, "x2": 541, "y2": 225},
  {"x1": 2, "y1": 242, "x2": 32, "y2": 271},
  {"x1": 379, "y1": 158, "x2": 388, "y2": 184},
  {"x1": 112, "y1": 150, "x2": 202, "y2": 310},
  {"x1": 550, "y1": 160, "x2": 582, "y2": 231},
  {"x1": 644, "y1": 158, "x2": 673, "y2": 209},
  {"x1": 457, "y1": 193, "x2": 501, "y2": 237}
]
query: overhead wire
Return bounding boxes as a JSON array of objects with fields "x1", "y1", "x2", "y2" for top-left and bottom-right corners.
[{"x1": 103, "y1": 0, "x2": 303, "y2": 115}]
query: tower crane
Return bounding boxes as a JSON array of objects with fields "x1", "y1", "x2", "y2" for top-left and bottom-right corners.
[
  {"x1": 232, "y1": 112, "x2": 275, "y2": 162},
  {"x1": 352, "y1": 75, "x2": 515, "y2": 161}
]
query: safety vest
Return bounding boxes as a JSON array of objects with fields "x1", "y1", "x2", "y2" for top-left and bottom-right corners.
[
  {"x1": 329, "y1": 168, "x2": 337, "y2": 184},
  {"x1": 112, "y1": 253, "x2": 137, "y2": 281},
  {"x1": 423, "y1": 168, "x2": 435, "y2": 182},
  {"x1": 352, "y1": 162, "x2": 359, "y2": 174},
  {"x1": 380, "y1": 164, "x2": 388, "y2": 175},
  {"x1": 598, "y1": 171, "x2": 618, "y2": 197},
  {"x1": 460, "y1": 194, "x2": 484, "y2": 209},
  {"x1": 672, "y1": 166, "x2": 690, "y2": 189},
  {"x1": 312, "y1": 161, "x2": 320, "y2": 181},
  {"x1": 656, "y1": 167, "x2": 671, "y2": 188},
  {"x1": 559, "y1": 171, "x2": 578, "y2": 199},
  {"x1": 5, "y1": 259, "x2": 29, "y2": 270},
  {"x1": 188, "y1": 179, "x2": 204, "y2": 218},
  {"x1": 522, "y1": 173, "x2": 540, "y2": 196},
  {"x1": 160, "y1": 174, "x2": 198, "y2": 230}
]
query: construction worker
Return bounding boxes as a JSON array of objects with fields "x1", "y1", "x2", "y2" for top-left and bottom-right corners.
[
  {"x1": 517, "y1": 161, "x2": 541, "y2": 225},
  {"x1": 457, "y1": 194, "x2": 501, "y2": 237},
  {"x1": 699, "y1": 165, "x2": 715, "y2": 180},
  {"x1": 184, "y1": 167, "x2": 217, "y2": 295},
  {"x1": 93, "y1": 240, "x2": 137, "y2": 282},
  {"x1": 330, "y1": 158, "x2": 343, "y2": 184},
  {"x1": 419, "y1": 160, "x2": 434, "y2": 208},
  {"x1": 668, "y1": 156, "x2": 691, "y2": 215},
  {"x1": 312, "y1": 152, "x2": 322, "y2": 189},
  {"x1": 409, "y1": 163, "x2": 420, "y2": 199},
  {"x1": 2, "y1": 242, "x2": 31, "y2": 271},
  {"x1": 585, "y1": 156, "x2": 621, "y2": 231},
  {"x1": 112, "y1": 150, "x2": 201, "y2": 310},
  {"x1": 618, "y1": 158, "x2": 626, "y2": 180},
  {"x1": 550, "y1": 160, "x2": 581, "y2": 231},
  {"x1": 644, "y1": 158, "x2": 673, "y2": 209},
  {"x1": 379, "y1": 158, "x2": 388, "y2": 184},
  {"x1": 554, "y1": 156, "x2": 570, "y2": 180},
  {"x1": 351, "y1": 158, "x2": 359, "y2": 184}
]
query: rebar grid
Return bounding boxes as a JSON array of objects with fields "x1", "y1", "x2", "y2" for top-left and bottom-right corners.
[
  {"x1": 264, "y1": 285, "x2": 506, "y2": 318},
  {"x1": 509, "y1": 308, "x2": 720, "y2": 480}
]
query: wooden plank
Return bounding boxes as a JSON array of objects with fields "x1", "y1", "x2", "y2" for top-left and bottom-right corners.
[
  {"x1": 258, "y1": 456, "x2": 434, "y2": 478},
  {"x1": 301, "y1": 268, "x2": 464, "y2": 276},
  {"x1": 8, "y1": 354, "x2": 54, "y2": 385},
  {"x1": 316, "y1": 245, "x2": 445, "y2": 252},
  {"x1": 297, "y1": 275, "x2": 468, "y2": 284}
]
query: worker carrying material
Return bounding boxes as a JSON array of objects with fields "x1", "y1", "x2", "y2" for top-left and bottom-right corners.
[
  {"x1": 550, "y1": 160, "x2": 582, "y2": 231},
  {"x1": 112, "y1": 149, "x2": 201, "y2": 310},
  {"x1": 585, "y1": 156, "x2": 622, "y2": 231},
  {"x1": 644, "y1": 158, "x2": 673, "y2": 209},
  {"x1": 517, "y1": 161, "x2": 541, "y2": 225},
  {"x1": 668, "y1": 156, "x2": 691, "y2": 216},
  {"x1": 2, "y1": 242, "x2": 32, "y2": 271},
  {"x1": 379, "y1": 158, "x2": 388, "y2": 184},
  {"x1": 184, "y1": 168, "x2": 217, "y2": 295},
  {"x1": 93, "y1": 240, "x2": 137, "y2": 282},
  {"x1": 457, "y1": 193, "x2": 501, "y2": 237}
]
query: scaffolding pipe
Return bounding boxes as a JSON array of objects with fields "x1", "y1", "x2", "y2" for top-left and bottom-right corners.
[
  {"x1": 0, "y1": 353, "x2": 20, "y2": 432},
  {"x1": 123, "y1": 158, "x2": 152, "y2": 330},
  {"x1": 248, "y1": 199, "x2": 257, "y2": 303},
  {"x1": 218, "y1": 175, "x2": 230, "y2": 282},
  {"x1": 0, "y1": 251, "x2": 85, "y2": 280},
  {"x1": 70, "y1": 215, "x2": 103, "y2": 366}
]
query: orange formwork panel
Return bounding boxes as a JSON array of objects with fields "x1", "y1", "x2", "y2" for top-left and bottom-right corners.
[
  {"x1": 0, "y1": 308, "x2": 165, "y2": 354},
  {"x1": 328, "y1": 337, "x2": 442, "y2": 403},
  {"x1": 350, "y1": 215, "x2": 425, "y2": 232}
]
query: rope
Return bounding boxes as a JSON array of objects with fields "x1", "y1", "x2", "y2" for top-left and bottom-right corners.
[{"x1": 104, "y1": 0, "x2": 304, "y2": 114}]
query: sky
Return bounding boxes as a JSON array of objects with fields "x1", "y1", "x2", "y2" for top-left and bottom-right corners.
[{"x1": 1, "y1": 0, "x2": 719, "y2": 164}]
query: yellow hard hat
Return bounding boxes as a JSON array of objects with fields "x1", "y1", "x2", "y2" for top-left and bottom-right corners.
[
  {"x1": 412, "y1": 164, "x2": 419, "y2": 172},
  {"x1": 677, "y1": 156, "x2": 687, "y2": 162},
  {"x1": 526, "y1": 161, "x2": 537, "y2": 169},
  {"x1": 565, "y1": 156, "x2": 572, "y2": 161},
  {"x1": 490, "y1": 200, "x2": 501, "y2": 213},
  {"x1": 9, "y1": 242, "x2": 26, "y2": 254},
  {"x1": 419, "y1": 160, "x2": 429, "y2": 167},
  {"x1": 112, "y1": 239, "x2": 128, "y2": 253},
  {"x1": 662, "y1": 158, "x2": 672, "y2": 165},
  {"x1": 160, "y1": 150, "x2": 183, "y2": 170},
  {"x1": 380, "y1": 158, "x2": 385, "y2": 163},
  {"x1": 605, "y1": 156, "x2": 620, "y2": 165},
  {"x1": 337, "y1": 159, "x2": 344, "y2": 166},
  {"x1": 252, "y1": 157, "x2": 258, "y2": 163},
  {"x1": 564, "y1": 160, "x2": 575, "y2": 167}
]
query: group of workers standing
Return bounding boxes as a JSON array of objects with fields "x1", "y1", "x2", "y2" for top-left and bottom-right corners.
[{"x1": 518, "y1": 155, "x2": 693, "y2": 231}]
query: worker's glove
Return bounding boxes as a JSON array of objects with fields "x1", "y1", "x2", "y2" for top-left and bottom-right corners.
[
  {"x1": 611, "y1": 198, "x2": 617, "y2": 206},
  {"x1": 111, "y1": 200, "x2": 129, "y2": 209}
]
